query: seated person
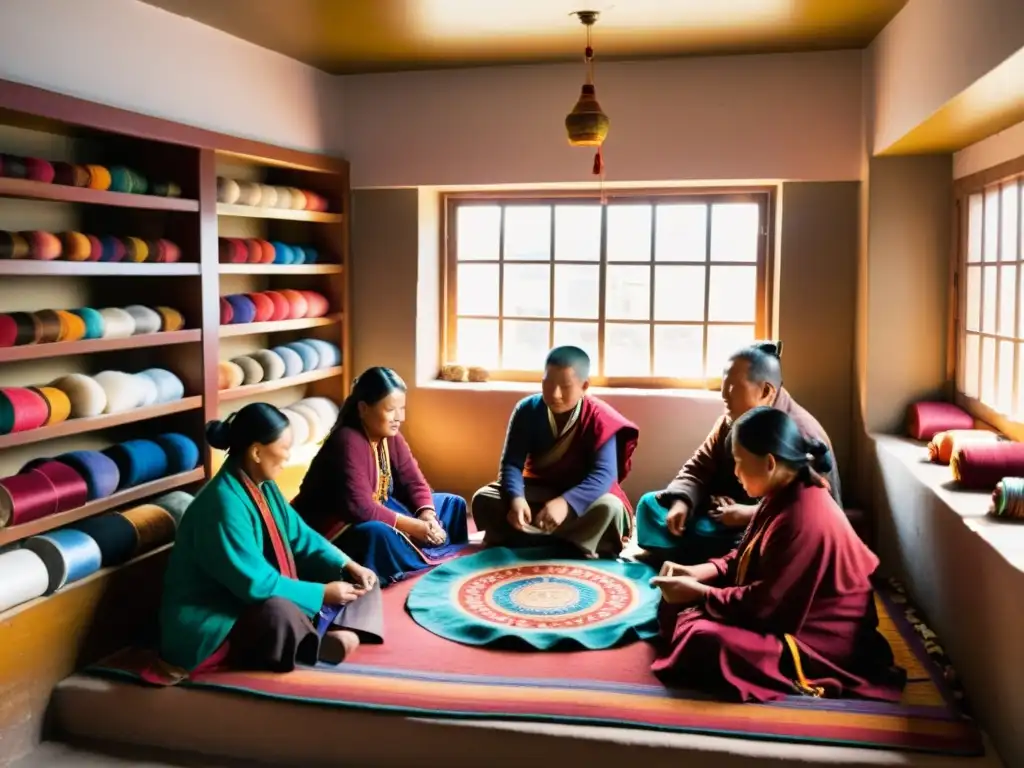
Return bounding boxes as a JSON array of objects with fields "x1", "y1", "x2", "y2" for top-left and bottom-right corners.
[
  {"x1": 147, "y1": 403, "x2": 382, "y2": 685},
  {"x1": 292, "y1": 366, "x2": 468, "y2": 586},
  {"x1": 471, "y1": 345, "x2": 639, "y2": 559},
  {"x1": 636, "y1": 341, "x2": 841, "y2": 564},
  {"x1": 649, "y1": 406, "x2": 905, "y2": 702}
]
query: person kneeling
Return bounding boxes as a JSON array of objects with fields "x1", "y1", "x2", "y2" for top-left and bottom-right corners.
[
  {"x1": 649, "y1": 406, "x2": 904, "y2": 703},
  {"x1": 148, "y1": 403, "x2": 383, "y2": 685},
  {"x1": 292, "y1": 367, "x2": 469, "y2": 586},
  {"x1": 471, "y1": 346, "x2": 640, "y2": 558}
]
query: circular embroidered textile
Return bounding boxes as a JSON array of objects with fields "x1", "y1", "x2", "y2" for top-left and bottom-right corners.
[{"x1": 406, "y1": 547, "x2": 659, "y2": 650}]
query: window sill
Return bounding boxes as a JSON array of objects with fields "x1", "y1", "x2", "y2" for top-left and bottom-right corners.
[
  {"x1": 872, "y1": 433, "x2": 1024, "y2": 573},
  {"x1": 417, "y1": 378, "x2": 722, "y2": 401}
]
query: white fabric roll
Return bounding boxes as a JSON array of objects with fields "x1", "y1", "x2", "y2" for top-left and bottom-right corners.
[
  {"x1": 93, "y1": 371, "x2": 144, "y2": 414},
  {"x1": 0, "y1": 549, "x2": 50, "y2": 613},
  {"x1": 98, "y1": 308, "x2": 136, "y2": 339},
  {"x1": 280, "y1": 407, "x2": 309, "y2": 446},
  {"x1": 124, "y1": 305, "x2": 162, "y2": 335},
  {"x1": 49, "y1": 374, "x2": 107, "y2": 418}
]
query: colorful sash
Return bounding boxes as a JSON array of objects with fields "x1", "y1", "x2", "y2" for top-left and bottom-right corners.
[{"x1": 238, "y1": 469, "x2": 297, "y2": 579}]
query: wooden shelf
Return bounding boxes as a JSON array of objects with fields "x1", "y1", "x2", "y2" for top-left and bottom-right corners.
[
  {"x1": 0, "y1": 396, "x2": 202, "y2": 450},
  {"x1": 0, "y1": 468, "x2": 204, "y2": 547},
  {"x1": 218, "y1": 313, "x2": 341, "y2": 337},
  {"x1": 0, "y1": 329, "x2": 201, "y2": 363},
  {"x1": 219, "y1": 365, "x2": 343, "y2": 402},
  {"x1": 217, "y1": 203, "x2": 343, "y2": 223},
  {"x1": 219, "y1": 263, "x2": 342, "y2": 275},
  {"x1": 0, "y1": 261, "x2": 200, "y2": 277},
  {"x1": 0, "y1": 177, "x2": 199, "y2": 212}
]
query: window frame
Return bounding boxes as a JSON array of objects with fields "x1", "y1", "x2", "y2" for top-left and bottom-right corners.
[
  {"x1": 440, "y1": 187, "x2": 776, "y2": 389},
  {"x1": 952, "y1": 155, "x2": 1024, "y2": 441}
]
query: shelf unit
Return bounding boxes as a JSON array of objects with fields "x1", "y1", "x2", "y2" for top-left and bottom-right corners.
[{"x1": 0, "y1": 77, "x2": 351, "y2": 551}]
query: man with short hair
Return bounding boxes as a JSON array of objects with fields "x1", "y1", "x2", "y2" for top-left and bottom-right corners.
[
  {"x1": 635, "y1": 341, "x2": 841, "y2": 564},
  {"x1": 471, "y1": 346, "x2": 640, "y2": 558}
]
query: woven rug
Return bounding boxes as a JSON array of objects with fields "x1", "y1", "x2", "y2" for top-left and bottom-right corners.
[{"x1": 87, "y1": 565, "x2": 982, "y2": 756}]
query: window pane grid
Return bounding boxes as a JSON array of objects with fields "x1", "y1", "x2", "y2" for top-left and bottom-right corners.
[{"x1": 448, "y1": 193, "x2": 768, "y2": 382}]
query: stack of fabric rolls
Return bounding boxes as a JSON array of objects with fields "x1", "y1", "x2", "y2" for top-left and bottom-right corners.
[
  {"x1": 219, "y1": 290, "x2": 329, "y2": 325},
  {"x1": 0, "y1": 489, "x2": 194, "y2": 614},
  {"x1": 0, "y1": 304, "x2": 186, "y2": 348},
  {"x1": 216, "y1": 176, "x2": 328, "y2": 212},
  {"x1": 0, "y1": 367, "x2": 185, "y2": 436},
  {"x1": 279, "y1": 396, "x2": 339, "y2": 447},
  {"x1": 0, "y1": 154, "x2": 181, "y2": 197},
  {"x1": 0, "y1": 230, "x2": 181, "y2": 262},
  {"x1": 0, "y1": 433, "x2": 200, "y2": 533},
  {"x1": 218, "y1": 237, "x2": 319, "y2": 265},
  {"x1": 218, "y1": 340, "x2": 341, "y2": 390}
]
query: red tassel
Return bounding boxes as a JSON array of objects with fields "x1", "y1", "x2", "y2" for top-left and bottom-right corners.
[{"x1": 593, "y1": 147, "x2": 603, "y2": 176}]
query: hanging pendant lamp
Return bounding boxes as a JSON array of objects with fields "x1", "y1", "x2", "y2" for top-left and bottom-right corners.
[{"x1": 565, "y1": 10, "x2": 609, "y2": 178}]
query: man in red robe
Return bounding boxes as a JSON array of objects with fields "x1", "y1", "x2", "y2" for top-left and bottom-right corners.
[{"x1": 471, "y1": 346, "x2": 640, "y2": 558}]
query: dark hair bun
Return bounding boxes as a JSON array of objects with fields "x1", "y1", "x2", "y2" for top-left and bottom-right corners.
[
  {"x1": 205, "y1": 419, "x2": 232, "y2": 451},
  {"x1": 756, "y1": 340, "x2": 783, "y2": 359},
  {"x1": 805, "y1": 437, "x2": 833, "y2": 474}
]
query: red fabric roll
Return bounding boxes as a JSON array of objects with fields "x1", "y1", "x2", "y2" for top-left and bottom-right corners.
[
  {"x1": 218, "y1": 238, "x2": 247, "y2": 264},
  {"x1": 245, "y1": 239, "x2": 263, "y2": 264},
  {"x1": 906, "y1": 401, "x2": 974, "y2": 441},
  {"x1": 0, "y1": 387, "x2": 50, "y2": 433},
  {"x1": 25, "y1": 230, "x2": 62, "y2": 260},
  {"x1": 24, "y1": 157, "x2": 55, "y2": 183},
  {"x1": 951, "y1": 442, "x2": 1024, "y2": 490},
  {"x1": 256, "y1": 239, "x2": 275, "y2": 264},
  {"x1": 278, "y1": 289, "x2": 308, "y2": 319},
  {"x1": 0, "y1": 470, "x2": 58, "y2": 527},
  {"x1": 301, "y1": 290, "x2": 329, "y2": 318},
  {"x1": 247, "y1": 292, "x2": 275, "y2": 322},
  {"x1": 262, "y1": 291, "x2": 290, "y2": 321},
  {"x1": 219, "y1": 297, "x2": 234, "y2": 325},
  {"x1": 159, "y1": 239, "x2": 181, "y2": 263},
  {"x1": 0, "y1": 314, "x2": 15, "y2": 347},
  {"x1": 28, "y1": 460, "x2": 89, "y2": 513},
  {"x1": 85, "y1": 234, "x2": 103, "y2": 261}
]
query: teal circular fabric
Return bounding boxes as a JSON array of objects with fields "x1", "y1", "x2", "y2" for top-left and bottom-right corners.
[{"x1": 406, "y1": 547, "x2": 659, "y2": 650}]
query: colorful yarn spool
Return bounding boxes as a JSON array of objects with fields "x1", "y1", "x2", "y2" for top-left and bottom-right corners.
[
  {"x1": 286, "y1": 340, "x2": 320, "y2": 371},
  {"x1": 99, "y1": 235, "x2": 126, "y2": 262},
  {"x1": 152, "y1": 490, "x2": 193, "y2": 526},
  {"x1": 103, "y1": 439, "x2": 169, "y2": 489},
  {"x1": 298, "y1": 396, "x2": 340, "y2": 427},
  {"x1": 24, "y1": 529, "x2": 103, "y2": 594},
  {"x1": 25, "y1": 460, "x2": 90, "y2": 513},
  {"x1": 0, "y1": 549, "x2": 50, "y2": 613},
  {"x1": 33, "y1": 309, "x2": 64, "y2": 343},
  {"x1": 251, "y1": 349, "x2": 285, "y2": 380},
  {"x1": 73, "y1": 514, "x2": 138, "y2": 567},
  {"x1": 225, "y1": 295, "x2": 257, "y2": 325},
  {"x1": 991, "y1": 478, "x2": 1024, "y2": 520},
  {"x1": 121, "y1": 504, "x2": 177, "y2": 556},
  {"x1": 271, "y1": 345, "x2": 304, "y2": 378},
  {"x1": 153, "y1": 433, "x2": 200, "y2": 474},
  {"x1": 262, "y1": 291, "x2": 290, "y2": 321},
  {"x1": 60, "y1": 231, "x2": 92, "y2": 261},
  {"x1": 55, "y1": 450, "x2": 120, "y2": 500},
  {"x1": 28, "y1": 386, "x2": 72, "y2": 426},
  {"x1": 55, "y1": 310, "x2": 87, "y2": 342},
  {"x1": 124, "y1": 305, "x2": 162, "y2": 335},
  {"x1": 0, "y1": 469, "x2": 58, "y2": 527},
  {"x1": 153, "y1": 238, "x2": 181, "y2": 263},
  {"x1": 907, "y1": 401, "x2": 974, "y2": 441},
  {"x1": 951, "y1": 442, "x2": 1024, "y2": 490},
  {"x1": 23, "y1": 157, "x2": 55, "y2": 183},
  {"x1": 927, "y1": 429, "x2": 1000, "y2": 465},
  {"x1": 98, "y1": 307, "x2": 136, "y2": 338},
  {"x1": 0, "y1": 387, "x2": 50, "y2": 434},
  {"x1": 70, "y1": 308, "x2": 105, "y2": 339},
  {"x1": 301, "y1": 291, "x2": 329, "y2": 318},
  {"x1": 85, "y1": 165, "x2": 112, "y2": 191},
  {"x1": 138, "y1": 368, "x2": 185, "y2": 403},
  {"x1": 155, "y1": 306, "x2": 185, "y2": 332},
  {"x1": 231, "y1": 355, "x2": 265, "y2": 385}
]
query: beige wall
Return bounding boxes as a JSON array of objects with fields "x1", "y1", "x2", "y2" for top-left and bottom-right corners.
[
  {"x1": 350, "y1": 184, "x2": 859, "y2": 505},
  {"x1": 954, "y1": 119, "x2": 1024, "y2": 179}
]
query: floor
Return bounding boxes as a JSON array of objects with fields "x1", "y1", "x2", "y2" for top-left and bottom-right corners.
[{"x1": 12, "y1": 742, "x2": 266, "y2": 768}]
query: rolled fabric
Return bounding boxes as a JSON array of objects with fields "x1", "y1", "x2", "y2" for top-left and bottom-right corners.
[
  {"x1": 244, "y1": 239, "x2": 263, "y2": 264},
  {"x1": 219, "y1": 297, "x2": 234, "y2": 325},
  {"x1": 274, "y1": 186, "x2": 292, "y2": 209},
  {"x1": 103, "y1": 439, "x2": 169, "y2": 489},
  {"x1": 298, "y1": 396, "x2": 340, "y2": 427},
  {"x1": 151, "y1": 182, "x2": 182, "y2": 198},
  {"x1": 61, "y1": 231, "x2": 93, "y2": 261},
  {"x1": 271, "y1": 241, "x2": 295, "y2": 265},
  {"x1": 258, "y1": 185, "x2": 278, "y2": 208},
  {"x1": 138, "y1": 368, "x2": 185, "y2": 403},
  {"x1": 49, "y1": 374, "x2": 107, "y2": 418},
  {"x1": 85, "y1": 164, "x2": 112, "y2": 191},
  {"x1": 70, "y1": 307, "x2": 105, "y2": 339},
  {"x1": 25, "y1": 231, "x2": 61, "y2": 260},
  {"x1": 286, "y1": 340, "x2": 320, "y2": 371},
  {"x1": 0, "y1": 231, "x2": 29, "y2": 259},
  {"x1": 73, "y1": 514, "x2": 138, "y2": 567},
  {"x1": 287, "y1": 188, "x2": 307, "y2": 210},
  {"x1": 280, "y1": 407, "x2": 310, "y2": 446},
  {"x1": 33, "y1": 309, "x2": 63, "y2": 343},
  {"x1": 107, "y1": 166, "x2": 133, "y2": 193},
  {"x1": 124, "y1": 305, "x2": 162, "y2": 335},
  {"x1": 278, "y1": 289, "x2": 308, "y2": 319},
  {"x1": 20, "y1": 459, "x2": 89, "y2": 514},
  {"x1": 246, "y1": 292, "x2": 275, "y2": 323},
  {"x1": 231, "y1": 355, "x2": 264, "y2": 386},
  {"x1": 271, "y1": 345, "x2": 304, "y2": 378},
  {"x1": 9, "y1": 312, "x2": 42, "y2": 345},
  {"x1": 262, "y1": 291, "x2": 290, "y2": 321},
  {"x1": 217, "y1": 177, "x2": 241, "y2": 204},
  {"x1": 99, "y1": 235, "x2": 126, "y2": 263},
  {"x1": 0, "y1": 387, "x2": 50, "y2": 434},
  {"x1": 301, "y1": 291, "x2": 329, "y2": 318},
  {"x1": 0, "y1": 469, "x2": 58, "y2": 527},
  {"x1": 225, "y1": 295, "x2": 257, "y2": 325},
  {"x1": 291, "y1": 402, "x2": 327, "y2": 444},
  {"x1": 304, "y1": 339, "x2": 341, "y2": 368},
  {"x1": 23, "y1": 157, "x2": 55, "y2": 183},
  {"x1": 155, "y1": 306, "x2": 185, "y2": 332},
  {"x1": 93, "y1": 371, "x2": 145, "y2": 414},
  {"x1": 123, "y1": 237, "x2": 149, "y2": 263},
  {"x1": 155, "y1": 239, "x2": 181, "y2": 263},
  {"x1": 121, "y1": 504, "x2": 177, "y2": 556},
  {"x1": 55, "y1": 310, "x2": 87, "y2": 342},
  {"x1": 153, "y1": 433, "x2": 200, "y2": 474},
  {"x1": 927, "y1": 429, "x2": 1001, "y2": 465},
  {"x1": 0, "y1": 549, "x2": 50, "y2": 613},
  {"x1": 152, "y1": 490, "x2": 193, "y2": 526},
  {"x1": 237, "y1": 181, "x2": 262, "y2": 207},
  {"x1": 85, "y1": 234, "x2": 103, "y2": 261},
  {"x1": 256, "y1": 239, "x2": 275, "y2": 264},
  {"x1": 55, "y1": 450, "x2": 120, "y2": 500},
  {"x1": 907, "y1": 401, "x2": 974, "y2": 441},
  {"x1": 301, "y1": 246, "x2": 319, "y2": 264},
  {"x1": 0, "y1": 314, "x2": 14, "y2": 347},
  {"x1": 98, "y1": 307, "x2": 136, "y2": 338},
  {"x1": 27, "y1": 386, "x2": 72, "y2": 426},
  {"x1": 251, "y1": 349, "x2": 286, "y2": 381},
  {"x1": 217, "y1": 360, "x2": 245, "y2": 390},
  {"x1": 134, "y1": 373, "x2": 159, "y2": 407},
  {"x1": 990, "y1": 478, "x2": 1024, "y2": 520},
  {"x1": 51, "y1": 162, "x2": 90, "y2": 187},
  {"x1": 951, "y1": 442, "x2": 1024, "y2": 490},
  {"x1": 23, "y1": 529, "x2": 103, "y2": 594},
  {"x1": 219, "y1": 237, "x2": 247, "y2": 264}
]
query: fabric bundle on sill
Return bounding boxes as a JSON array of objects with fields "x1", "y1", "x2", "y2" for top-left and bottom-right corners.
[{"x1": 951, "y1": 441, "x2": 1024, "y2": 490}]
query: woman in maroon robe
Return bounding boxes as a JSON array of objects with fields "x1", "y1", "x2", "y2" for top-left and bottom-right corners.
[{"x1": 650, "y1": 406, "x2": 906, "y2": 703}]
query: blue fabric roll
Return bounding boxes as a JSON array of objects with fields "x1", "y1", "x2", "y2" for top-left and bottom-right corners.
[
  {"x1": 24, "y1": 529, "x2": 103, "y2": 593},
  {"x1": 301, "y1": 247, "x2": 318, "y2": 264},
  {"x1": 285, "y1": 340, "x2": 320, "y2": 371},
  {"x1": 153, "y1": 433, "x2": 200, "y2": 475},
  {"x1": 138, "y1": 368, "x2": 185, "y2": 403},
  {"x1": 304, "y1": 339, "x2": 341, "y2": 368},
  {"x1": 54, "y1": 450, "x2": 120, "y2": 500},
  {"x1": 74, "y1": 513, "x2": 139, "y2": 567},
  {"x1": 225, "y1": 295, "x2": 257, "y2": 325},
  {"x1": 102, "y1": 439, "x2": 168, "y2": 489},
  {"x1": 70, "y1": 307, "x2": 104, "y2": 340},
  {"x1": 271, "y1": 345, "x2": 304, "y2": 378},
  {"x1": 271, "y1": 241, "x2": 296, "y2": 265}
]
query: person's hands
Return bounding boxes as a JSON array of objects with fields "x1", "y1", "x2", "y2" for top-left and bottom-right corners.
[
  {"x1": 649, "y1": 575, "x2": 707, "y2": 605},
  {"x1": 709, "y1": 498, "x2": 757, "y2": 529},
  {"x1": 658, "y1": 561, "x2": 701, "y2": 579},
  {"x1": 424, "y1": 517, "x2": 446, "y2": 545},
  {"x1": 344, "y1": 561, "x2": 377, "y2": 591},
  {"x1": 324, "y1": 580, "x2": 366, "y2": 606},
  {"x1": 507, "y1": 496, "x2": 532, "y2": 531},
  {"x1": 665, "y1": 499, "x2": 690, "y2": 536},
  {"x1": 535, "y1": 497, "x2": 571, "y2": 532}
]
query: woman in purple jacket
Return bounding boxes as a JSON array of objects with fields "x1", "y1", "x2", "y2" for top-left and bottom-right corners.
[{"x1": 292, "y1": 367, "x2": 469, "y2": 585}]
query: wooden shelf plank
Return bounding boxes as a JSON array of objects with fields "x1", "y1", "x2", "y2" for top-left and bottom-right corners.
[
  {"x1": 218, "y1": 314, "x2": 341, "y2": 337},
  {"x1": 219, "y1": 366, "x2": 343, "y2": 402},
  {"x1": 0, "y1": 177, "x2": 199, "y2": 212},
  {"x1": 0, "y1": 329, "x2": 201, "y2": 363},
  {"x1": 0, "y1": 396, "x2": 203, "y2": 450},
  {"x1": 0, "y1": 468, "x2": 204, "y2": 547},
  {"x1": 0, "y1": 261, "x2": 200, "y2": 277},
  {"x1": 219, "y1": 263, "x2": 342, "y2": 275},
  {"x1": 217, "y1": 203, "x2": 343, "y2": 223}
]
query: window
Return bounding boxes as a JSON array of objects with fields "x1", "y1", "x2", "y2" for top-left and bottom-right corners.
[
  {"x1": 442, "y1": 190, "x2": 772, "y2": 387},
  {"x1": 957, "y1": 169, "x2": 1024, "y2": 424}
]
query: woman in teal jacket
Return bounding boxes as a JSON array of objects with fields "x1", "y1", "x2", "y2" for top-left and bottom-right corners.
[{"x1": 146, "y1": 403, "x2": 383, "y2": 685}]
